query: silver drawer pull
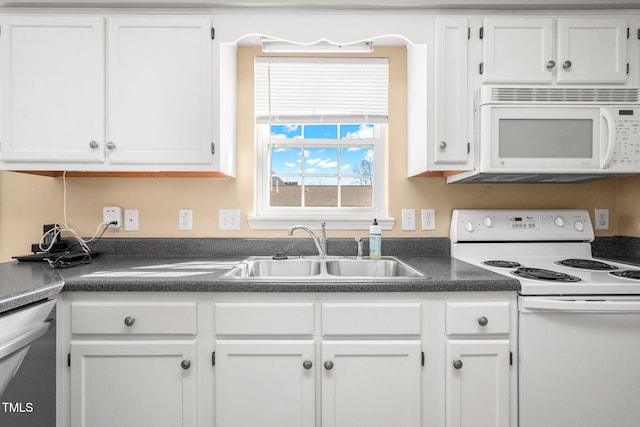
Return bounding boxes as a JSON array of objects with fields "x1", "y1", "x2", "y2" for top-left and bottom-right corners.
[
  {"x1": 303, "y1": 360, "x2": 313, "y2": 370},
  {"x1": 124, "y1": 316, "x2": 136, "y2": 327},
  {"x1": 477, "y1": 316, "x2": 488, "y2": 327},
  {"x1": 324, "y1": 360, "x2": 334, "y2": 371},
  {"x1": 452, "y1": 359, "x2": 463, "y2": 370},
  {"x1": 181, "y1": 360, "x2": 191, "y2": 370}
]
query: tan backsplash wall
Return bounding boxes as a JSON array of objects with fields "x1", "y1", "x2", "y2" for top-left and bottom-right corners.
[
  {"x1": 0, "y1": 45, "x2": 631, "y2": 262},
  {"x1": 616, "y1": 175, "x2": 640, "y2": 236}
]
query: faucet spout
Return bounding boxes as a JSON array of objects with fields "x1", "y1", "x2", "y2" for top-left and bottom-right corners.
[{"x1": 287, "y1": 224, "x2": 328, "y2": 258}]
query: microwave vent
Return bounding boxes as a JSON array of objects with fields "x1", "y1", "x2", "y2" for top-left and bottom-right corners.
[{"x1": 487, "y1": 87, "x2": 640, "y2": 104}]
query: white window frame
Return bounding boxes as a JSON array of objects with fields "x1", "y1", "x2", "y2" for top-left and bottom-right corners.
[{"x1": 248, "y1": 124, "x2": 393, "y2": 230}]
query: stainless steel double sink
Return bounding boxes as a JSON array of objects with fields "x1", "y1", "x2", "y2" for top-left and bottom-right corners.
[{"x1": 225, "y1": 256, "x2": 425, "y2": 279}]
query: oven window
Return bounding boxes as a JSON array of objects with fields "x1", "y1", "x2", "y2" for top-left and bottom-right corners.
[{"x1": 499, "y1": 119, "x2": 593, "y2": 158}]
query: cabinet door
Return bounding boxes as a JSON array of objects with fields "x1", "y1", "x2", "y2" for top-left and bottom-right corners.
[
  {"x1": 556, "y1": 18, "x2": 627, "y2": 84},
  {"x1": 321, "y1": 340, "x2": 422, "y2": 427},
  {"x1": 106, "y1": 17, "x2": 212, "y2": 165},
  {"x1": 446, "y1": 340, "x2": 510, "y2": 427},
  {"x1": 70, "y1": 341, "x2": 196, "y2": 427},
  {"x1": 214, "y1": 340, "x2": 315, "y2": 427},
  {"x1": 482, "y1": 18, "x2": 554, "y2": 83},
  {"x1": 0, "y1": 17, "x2": 105, "y2": 162},
  {"x1": 433, "y1": 18, "x2": 470, "y2": 166}
]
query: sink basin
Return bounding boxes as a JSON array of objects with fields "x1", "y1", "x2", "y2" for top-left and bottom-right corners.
[
  {"x1": 225, "y1": 256, "x2": 424, "y2": 279},
  {"x1": 325, "y1": 258, "x2": 423, "y2": 278},
  {"x1": 226, "y1": 258, "x2": 322, "y2": 278}
]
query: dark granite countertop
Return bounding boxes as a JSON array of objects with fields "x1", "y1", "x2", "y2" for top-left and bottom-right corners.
[
  {"x1": 0, "y1": 261, "x2": 64, "y2": 314},
  {"x1": 0, "y1": 237, "x2": 523, "y2": 312},
  {"x1": 57, "y1": 254, "x2": 520, "y2": 293}
]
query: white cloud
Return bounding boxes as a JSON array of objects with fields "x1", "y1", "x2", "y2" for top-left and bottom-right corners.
[
  {"x1": 307, "y1": 158, "x2": 337, "y2": 169},
  {"x1": 342, "y1": 164, "x2": 351, "y2": 170},
  {"x1": 307, "y1": 168, "x2": 317, "y2": 173},
  {"x1": 343, "y1": 125, "x2": 374, "y2": 139},
  {"x1": 284, "y1": 162, "x2": 297, "y2": 168}
]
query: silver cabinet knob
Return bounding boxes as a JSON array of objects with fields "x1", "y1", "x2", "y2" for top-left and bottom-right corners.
[
  {"x1": 303, "y1": 360, "x2": 313, "y2": 370},
  {"x1": 124, "y1": 316, "x2": 135, "y2": 327},
  {"x1": 452, "y1": 359, "x2": 463, "y2": 370},
  {"x1": 478, "y1": 316, "x2": 489, "y2": 327},
  {"x1": 181, "y1": 360, "x2": 191, "y2": 370},
  {"x1": 324, "y1": 360, "x2": 334, "y2": 371},
  {"x1": 546, "y1": 60, "x2": 556, "y2": 69},
  {"x1": 439, "y1": 141, "x2": 447, "y2": 149},
  {"x1": 89, "y1": 140, "x2": 99, "y2": 149},
  {"x1": 563, "y1": 60, "x2": 572, "y2": 70},
  {"x1": 106, "y1": 142, "x2": 116, "y2": 151}
]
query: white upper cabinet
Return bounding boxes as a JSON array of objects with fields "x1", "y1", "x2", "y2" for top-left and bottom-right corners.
[
  {"x1": 481, "y1": 17, "x2": 628, "y2": 84},
  {"x1": 0, "y1": 14, "x2": 236, "y2": 174},
  {"x1": 481, "y1": 18, "x2": 554, "y2": 84},
  {"x1": 0, "y1": 17, "x2": 105, "y2": 163},
  {"x1": 433, "y1": 17, "x2": 471, "y2": 166},
  {"x1": 556, "y1": 18, "x2": 628, "y2": 84},
  {"x1": 106, "y1": 17, "x2": 213, "y2": 165}
]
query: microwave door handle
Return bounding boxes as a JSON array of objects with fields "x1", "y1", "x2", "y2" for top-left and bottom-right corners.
[{"x1": 600, "y1": 107, "x2": 616, "y2": 169}]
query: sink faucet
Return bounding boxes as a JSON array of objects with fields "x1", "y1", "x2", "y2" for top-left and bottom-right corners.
[{"x1": 288, "y1": 222, "x2": 327, "y2": 258}]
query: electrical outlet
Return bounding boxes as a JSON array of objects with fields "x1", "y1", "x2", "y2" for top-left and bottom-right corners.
[
  {"x1": 401, "y1": 208, "x2": 416, "y2": 231},
  {"x1": 179, "y1": 209, "x2": 193, "y2": 231},
  {"x1": 595, "y1": 208, "x2": 609, "y2": 230},
  {"x1": 124, "y1": 209, "x2": 139, "y2": 232},
  {"x1": 103, "y1": 206, "x2": 122, "y2": 230},
  {"x1": 421, "y1": 208, "x2": 436, "y2": 230},
  {"x1": 219, "y1": 209, "x2": 241, "y2": 231}
]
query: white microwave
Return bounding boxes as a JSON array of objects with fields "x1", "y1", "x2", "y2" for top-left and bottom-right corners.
[{"x1": 448, "y1": 87, "x2": 640, "y2": 183}]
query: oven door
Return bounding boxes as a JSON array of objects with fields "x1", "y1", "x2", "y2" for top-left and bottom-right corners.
[
  {"x1": 479, "y1": 105, "x2": 615, "y2": 173},
  {"x1": 519, "y1": 296, "x2": 640, "y2": 427}
]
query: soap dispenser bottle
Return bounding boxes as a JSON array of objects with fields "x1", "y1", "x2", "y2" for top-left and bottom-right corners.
[{"x1": 369, "y1": 219, "x2": 382, "y2": 259}]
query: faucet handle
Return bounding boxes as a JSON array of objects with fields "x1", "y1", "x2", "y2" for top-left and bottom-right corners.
[{"x1": 355, "y1": 237, "x2": 364, "y2": 258}]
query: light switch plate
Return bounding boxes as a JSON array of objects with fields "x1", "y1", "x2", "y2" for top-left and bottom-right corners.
[
  {"x1": 401, "y1": 208, "x2": 416, "y2": 231},
  {"x1": 219, "y1": 209, "x2": 241, "y2": 230}
]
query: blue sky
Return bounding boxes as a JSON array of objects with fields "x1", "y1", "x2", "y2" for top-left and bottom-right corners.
[{"x1": 270, "y1": 124, "x2": 374, "y2": 182}]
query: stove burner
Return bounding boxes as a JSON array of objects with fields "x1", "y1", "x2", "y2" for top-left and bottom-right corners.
[
  {"x1": 610, "y1": 270, "x2": 640, "y2": 281},
  {"x1": 482, "y1": 260, "x2": 523, "y2": 269},
  {"x1": 556, "y1": 258, "x2": 618, "y2": 271},
  {"x1": 511, "y1": 267, "x2": 581, "y2": 282}
]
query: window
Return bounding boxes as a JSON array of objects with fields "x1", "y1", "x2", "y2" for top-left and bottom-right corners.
[{"x1": 250, "y1": 56, "x2": 390, "y2": 230}]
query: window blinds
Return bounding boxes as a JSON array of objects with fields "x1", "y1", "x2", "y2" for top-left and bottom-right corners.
[{"x1": 255, "y1": 57, "x2": 389, "y2": 124}]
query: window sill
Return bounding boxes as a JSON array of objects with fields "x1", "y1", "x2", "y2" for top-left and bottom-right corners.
[{"x1": 248, "y1": 216, "x2": 395, "y2": 231}]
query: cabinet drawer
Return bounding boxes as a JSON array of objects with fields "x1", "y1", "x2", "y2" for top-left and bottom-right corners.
[
  {"x1": 214, "y1": 303, "x2": 315, "y2": 336},
  {"x1": 445, "y1": 302, "x2": 510, "y2": 336},
  {"x1": 71, "y1": 301, "x2": 197, "y2": 335},
  {"x1": 322, "y1": 303, "x2": 422, "y2": 336}
]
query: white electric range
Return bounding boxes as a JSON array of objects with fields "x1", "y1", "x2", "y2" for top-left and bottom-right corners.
[{"x1": 451, "y1": 209, "x2": 640, "y2": 427}]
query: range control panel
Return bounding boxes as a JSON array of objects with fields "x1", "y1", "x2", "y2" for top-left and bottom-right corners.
[
  {"x1": 612, "y1": 108, "x2": 640, "y2": 169},
  {"x1": 450, "y1": 209, "x2": 594, "y2": 242}
]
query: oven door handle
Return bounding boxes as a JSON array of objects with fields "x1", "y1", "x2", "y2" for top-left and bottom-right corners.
[
  {"x1": 522, "y1": 298, "x2": 640, "y2": 313},
  {"x1": 0, "y1": 321, "x2": 50, "y2": 360}
]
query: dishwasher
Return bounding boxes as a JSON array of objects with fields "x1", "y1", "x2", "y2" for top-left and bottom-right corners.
[{"x1": 0, "y1": 299, "x2": 56, "y2": 426}]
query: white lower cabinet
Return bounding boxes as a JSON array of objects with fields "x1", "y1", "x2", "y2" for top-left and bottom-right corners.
[
  {"x1": 444, "y1": 301, "x2": 516, "y2": 427},
  {"x1": 57, "y1": 292, "x2": 517, "y2": 427},
  {"x1": 214, "y1": 340, "x2": 316, "y2": 427},
  {"x1": 70, "y1": 341, "x2": 196, "y2": 427},
  {"x1": 445, "y1": 340, "x2": 511, "y2": 427},
  {"x1": 321, "y1": 341, "x2": 422, "y2": 427}
]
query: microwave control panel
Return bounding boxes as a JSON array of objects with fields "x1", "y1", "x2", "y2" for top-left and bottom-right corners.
[{"x1": 612, "y1": 108, "x2": 640, "y2": 168}]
